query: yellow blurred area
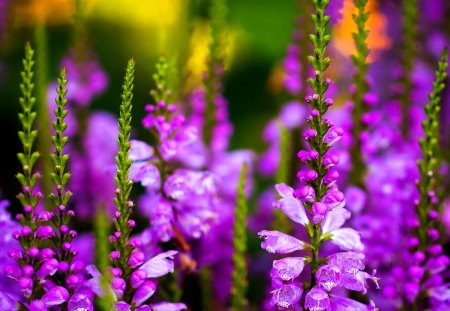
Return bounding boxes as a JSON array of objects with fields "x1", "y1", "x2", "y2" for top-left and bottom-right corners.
[
  {"x1": 91, "y1": 0, "x2": 181, "y2": 27},
  {"x1": 185, "y1": 20, "x2": 237, "y2": 90},
  {"x1": 332, "y1": 0, "x2": 391, "y2": 61},
  {"x1": 11, "y1": 0, "x2": 182, "y2": 27},
  {"x1": 9, "y1": 0, "x2": 235, "y2": 85}
]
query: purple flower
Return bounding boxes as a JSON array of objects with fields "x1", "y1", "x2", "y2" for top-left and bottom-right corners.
[
  {"x1": 270, "y1": 283, "x2": 303, "y2": 310},
  {"x1": 258, "y1": 230, "x2": 305, "y2": 254},
  {"x1": 139, "y1": 251, "x2": 177, "y2": 278},
  {"x1": 304, "y1": 286, "x2": 330, "y2": 311},
  {"x1": 152, "y1": 302, "x2": 187, "y2": 311},
  {"x1": 270, "y1": 257, "x2": 305, "y2": 281},
  {"x1": 273, "y1": 183, "x2": 309, "y2": 226}
]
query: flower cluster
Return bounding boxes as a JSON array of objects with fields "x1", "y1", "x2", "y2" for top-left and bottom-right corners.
[
  {"x1": 4, "y1": 44, "x2": 93, "y2": 310},
  {"x1": 258, "y1": 1, "x2": 378, "y2": 309}
]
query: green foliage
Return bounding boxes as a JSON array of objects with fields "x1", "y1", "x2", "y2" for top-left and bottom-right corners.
[
  {"x1": 400, "y1": 0, "x2": 418, "y2": 137},
  {"x1": 34, "y1": 24, "x2": 52, "y2": 210},
  {"x1": 49, "y1": 69, "x2": 72, "y2": 208},
  {"x1": 112, "y1": 59, "x2": 135, "y2": 300},
  {"x1": 272, "y1": 122, "x2": 293, "y2": 232},
  {"x1": 94, "y1": 205, "x2": 114, "y2": 310},
  {"x1": 151, "y1": 57, "x2": 171, "y2": 103},
  {"x1": 231, "y1": 163, "x2": 249, "y2": 311},
  {"x1": 415, "y1": 48, "x2": 448, "y2": 250},
  {"x1": 16, "y1": 42, "x2": 43, "y2": 305},
  {"x1": 203, "y1": 0, "x2": 228, "y2": 146},
  {"x1": 16, "y1": 43, "x2": 41, "y2": 213},
  {"x1": 349, "y1": 0, "x2": 370, "y2": 189}
]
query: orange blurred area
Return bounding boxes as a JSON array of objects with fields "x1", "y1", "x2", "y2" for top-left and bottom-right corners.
[
  {"x1": 333, "y1": 0, "x2": 391, "y2": 62},
  {"x1": 11, "y1": 0, "x2": 79, "y2": 26}
]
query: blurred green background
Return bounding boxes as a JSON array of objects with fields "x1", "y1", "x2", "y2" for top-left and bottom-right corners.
[{"x1": 0, "y1": 0, "x2": 300, "y2": 203}]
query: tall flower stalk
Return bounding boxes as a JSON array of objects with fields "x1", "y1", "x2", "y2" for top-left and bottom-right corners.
[
  {"x1": 110, "y1": 59, "x2": 136, "y2": 302},
  {"x1": 399, "y1": 0, "x2": 418, "y2": 138},
  {"x1": 230, "y1": 164, "x2": 248, "y2": 311},
  {"x1": 6, "y1": 44, "x2": 93, "y2": 310},
  {"x1": 202, "y1": 0, "x2": 230, "y2": 149},
  {"x1": 401, "y1": 49, "x2": 449, "y2": 310},
  {"x1": 11, "y1": 42, "x2": 44, "y2": 306},
  {"x1": 415, "y1": 48, "x2": 447, "y2": 250},
  {"x1": 349, "y1": 0, "x2": 370, "y2": 189},
  {"x1": 258, "y1": 1, "x2": 377, "y2": 309},
  {"x1": 108, "y1": 59, "x2": 184, "y2": 310}
]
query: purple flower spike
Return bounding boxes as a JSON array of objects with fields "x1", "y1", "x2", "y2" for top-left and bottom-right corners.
[
  {"x1": 270, "y1": 283, "x2": 303, "y2": 310},
  {"x1": 304, "y1": 286, "x2": 330, "y2": 311},
  {"x1": 271, "y1": 257, "x2": 305, "y2": 281},
  {"x1": 258, "y1": 230, "x2": 305, "y2": 254}
]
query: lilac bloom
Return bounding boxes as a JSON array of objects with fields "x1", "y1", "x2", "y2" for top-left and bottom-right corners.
[
  {"x1": 273, "y1": 183, "x2": 309, "y2": 226},
  {"x1": 132, "y1": 281, "x2": 157, "y2": 307},
  {"x1": 316, "y1": 265, "x2": 341, "y2": 292},
  {"x1": 270, "y1": 257, "x2": 305, "y2": 281},
  {"x1": 68, "y1": 293, "x2": 93, "y2": 311},
  {"x1": 41, "y1": 286, "x2": 69, "y2": 306},
  {"x1": 304, "y1": 286, "x2": 330, "y2": 311},
  {"x1": 321, "y1": 207, "x2": 363, "y2": 251},
  {"x1": 258, "y1": 230, "x2": 305, "y2": 254},
  {"x1": 270, "y1": 283, "x2": 303, "y2": 310},
  {"x1": 140, "y1": 251, "x2": 178, "y2": 278},
  {"x1": 344, "y1": 186, "x2": 366, "y2": 214},
  {"x1": 0, "y1": 291, "x2": 17, "y2": 311},
  {"x1": 129, "y1": 140, "x2": 154, "y2": 161},
  {"x1": 330, "y1": 296, "x2": 376, "y2": 311},
  {"x1": 152, "y1": 302, "x2": 188, "y2": 311},
  {"x1": 113, "y1": 301, "x2": 132, "y2": 311}
]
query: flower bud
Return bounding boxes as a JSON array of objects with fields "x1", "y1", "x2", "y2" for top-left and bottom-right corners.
[
  {"x1": 130, "y1": 269, "x2": 147, "y2": 288},
  {"x1": 129, "y1": 251, "x2": 145, "y2": 268},
  {"x1": 4, "y1": 264, "x2": 21, "y2": 281},
  {"x1": 111, "y1": 277, "x2": 126, "y2": 299},
  {"x1": 36, "y1": 225, "x2": 55, "y2": 240},
  {"x1": 132, "y1": 281, "x2": 157, "y2": 307},
  {"x1": 36, "y1": 258, "x2": 58, "y2": 279}
]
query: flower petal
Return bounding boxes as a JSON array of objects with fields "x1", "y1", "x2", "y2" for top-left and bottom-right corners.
[
  {"x1": 329, "y1": 228, "x2": 364, "y2": 251},
  {"x1": 129, "y1": 140, "x2": 153, "y2": 161},
  {"x1": 140, "y1": 250, "x2": 178, "y2": 278},
  {"x1": 258, "y1": 230, "x2": 305, "y2": 254},
  {"x1": 321, "y1": 207, "x2": 351, "y2": 233},
  {"x1": 153, "y1": 302, "x2": 188, "y2": 311}
]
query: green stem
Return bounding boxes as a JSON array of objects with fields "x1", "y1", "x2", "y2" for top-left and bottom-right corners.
[
  {"x1": 230, "y1": 164, "x2": 249, "y2": 311},
  {"x1": 34, "y1": 23, "x2": 52, "y2": 211},
  {"x1": 400, "y1": 0, "x2": 418, "y2": 138},
  {"x1": 349, "y1": 0, "x2": 370, "y2": 189}
]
